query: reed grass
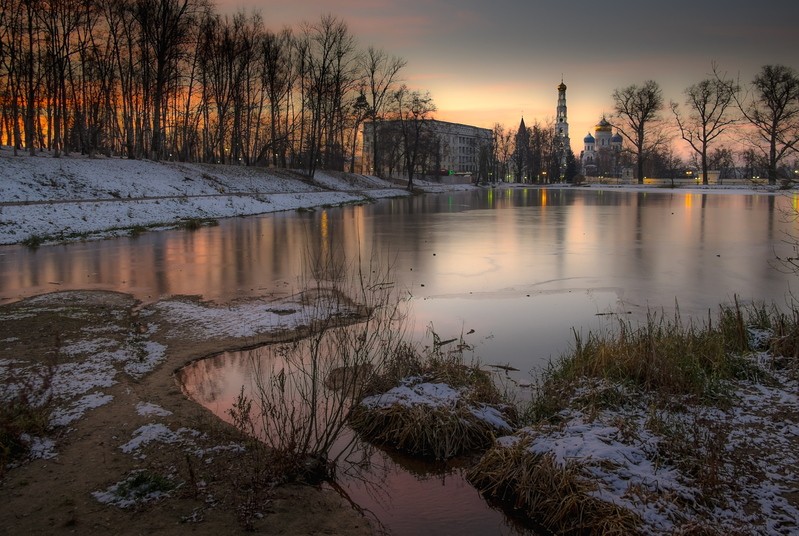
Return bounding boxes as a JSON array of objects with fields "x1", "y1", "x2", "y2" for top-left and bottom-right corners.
[
  {"x1": 348, "y1": 402, "x2": 501, "y2": 459},
  {"x1": 349, "y1": 328, "x2": 515, "y2": 459},
  {"x1": 468, "y1": 437, "x2": 639, "y2": 535},
  {"x1": 471, "y1": 298, "x2": 798, "y2": 533},
  {"x1": 527, "y1": 301, "x2": 772, "y2": 423}
]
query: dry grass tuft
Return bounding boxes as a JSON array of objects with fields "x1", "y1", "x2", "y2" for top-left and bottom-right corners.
[
  {"x1": 467, "y1": 436, "x2": 639, "y2": 535},
  {"x1": 0, "y1": 361, "x2": 55, "y2": 476},
  {"x1": 527, "y1": 301, "x2": 770, "y2": 423},
  {"x1": 348, "y1": 395, "x2": 505, "y2": 460},
  {"x1": 491, "y1": 298, "x2": 799, "y2": 532},
  {"x1": 349, "y1": 329, "x2": 515, "y2": 459}
]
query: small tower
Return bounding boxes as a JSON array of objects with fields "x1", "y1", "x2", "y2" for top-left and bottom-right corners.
[{"x1": 514, "y1": 116, "x2": 530, "y2": 182}]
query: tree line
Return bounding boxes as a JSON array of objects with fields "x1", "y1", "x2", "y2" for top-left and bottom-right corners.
[
  {"x1": 614, "y1": 63, "x2": 799, "y2": 186},
  {"x1": 491, "y1": 64, "x2": 799, "y2": 187},
  {"x1": 2, "y1": 0, "x2": 797, "y2": 187},
  {"x1": 0, "y1": 0, "x2": 419, "y2": 178}
]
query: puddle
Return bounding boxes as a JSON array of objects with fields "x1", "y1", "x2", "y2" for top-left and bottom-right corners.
[{"x1": 177, "y1": 344, "x2": 538, "y2": 535}]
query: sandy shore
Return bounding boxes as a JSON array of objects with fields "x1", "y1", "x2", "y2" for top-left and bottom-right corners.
[{"x1": 0, "y1": 290, "x2": 374, "y2": 535}]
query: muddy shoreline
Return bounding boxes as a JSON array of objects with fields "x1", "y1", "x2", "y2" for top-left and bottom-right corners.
[{"x1": 0, "y1": 290, "x2": 373, "y2": 535}]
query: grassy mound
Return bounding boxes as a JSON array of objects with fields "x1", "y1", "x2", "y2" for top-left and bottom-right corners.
[
  {"x1": 468, "y1": 300, "x2": 799, "y2": 534},
  {"x1": 468, "y1": 435, "x2": 639, "y2": 534},
  {"x1": 349, "y1": 336, "x2": 515, "y2": 459}
]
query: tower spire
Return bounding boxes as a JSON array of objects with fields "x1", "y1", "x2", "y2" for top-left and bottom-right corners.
[{"x1": 554, "y1": 80, "x2": 571, "y2": 180}]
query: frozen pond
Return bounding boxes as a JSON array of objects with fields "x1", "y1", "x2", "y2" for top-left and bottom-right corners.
[
  {"x1": 2, "y1": 186, "x2": 798, "y2": 534},
  {"x1": 3, "y1": 187, "x2": 797, "y2": 377}
]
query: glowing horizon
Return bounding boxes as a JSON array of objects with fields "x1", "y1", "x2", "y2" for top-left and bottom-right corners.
[{"x1": 216, "y1": 0, "x2": 798, "y2": 159}]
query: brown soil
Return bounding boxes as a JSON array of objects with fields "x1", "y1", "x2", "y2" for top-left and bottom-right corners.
[{"x1": 0, "y1": 290, "x2": 373, "y2": 535}]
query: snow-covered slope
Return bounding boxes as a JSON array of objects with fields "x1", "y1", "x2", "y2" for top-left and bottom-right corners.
[{"x1": 0, "y1": 148, "x2": 414, "y2": 245}]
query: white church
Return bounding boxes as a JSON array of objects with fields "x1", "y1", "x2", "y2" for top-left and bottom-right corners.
[
  {"x1": 580, "y1": 117, "x2": 623, "y2": 178},
  {"x1": 553, "y1": 81, "x2": 628, "y2": 179}
]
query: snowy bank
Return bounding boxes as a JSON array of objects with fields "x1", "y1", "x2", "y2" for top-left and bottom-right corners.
[
  {"x1": 468, "y1": 317, "x2": 799, "y2": 534},
  {"x1": 0, "y1": 148, "x2": 415, "y2": 245}
]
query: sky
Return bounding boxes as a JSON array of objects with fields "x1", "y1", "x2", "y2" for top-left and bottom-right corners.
[{"x1": 217, "y1": 0, "x2": 799, "y2": 156}]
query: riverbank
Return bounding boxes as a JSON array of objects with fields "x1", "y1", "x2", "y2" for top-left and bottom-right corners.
[
  {"x1": 0, "y1": 289, "x2": 376, "y2": 535},
  {"x1": 470, "y1": 304, "x2": 799, "y2": 533},
  {"x1": 0, "y1": 147, "x2": 482, "y2": 246},
  {"x1": 4, "y1": 287, "x2": 798, "y2": 535},
  {"x1": 1, "y1": 146, "x2": 789, "y2": 247}
]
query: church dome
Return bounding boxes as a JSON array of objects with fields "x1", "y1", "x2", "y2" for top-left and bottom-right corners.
[
  {"x1": 595, "y1": 118, "x2": 612, "y2": 132},
  {"x1": 611, "y1": 132, "x2": 623, "y2": 143},
  {"x1": 584, "y1": 133, "x2": 595, "y2": 143},
  {"x1": 557, "y1": 81, "x2": 567, "y2": 91}
]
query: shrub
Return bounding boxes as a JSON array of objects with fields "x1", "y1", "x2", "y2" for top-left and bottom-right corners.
[
  {"x1": 22, "y1": 234, "x2": 45, "y2": 249},
  {"x1": 0, "y1": 362, "x2": 55, "y2": 475},
  {"x1": 225, "y1": 258, "x2": 409, "y2": 480}
]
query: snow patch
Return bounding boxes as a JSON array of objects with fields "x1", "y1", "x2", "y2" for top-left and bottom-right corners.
[
  {"x1": 120, "y1": 423, "x2": 202, "y2": 456},
  {"x1": 135, "y1": 401, "x2": 172, "y2": 417},
  {"x1": 50, "y1": 392, "x2": 114, "y2": 427}
]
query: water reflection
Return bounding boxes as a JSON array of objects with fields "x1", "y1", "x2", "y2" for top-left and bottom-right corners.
[
  {"x1": 178, "y1": 345, "x2": 535, "y2": 536},
  {"x1": 1, "y1": 188, "x2": 795, "y2": 373},
  {"x1": 5, "y1": 187, "x2": 796, "y2": 533}
]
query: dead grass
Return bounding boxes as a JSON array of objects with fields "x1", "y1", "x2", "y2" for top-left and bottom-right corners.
[
  {"x1": 467, "y1": 436, "x2": 640, "y2": 535},
  {"x1": 471, "y1": 298, "x2": 799, "y2": 533},
  {"x1": 349, "y1": 329, "x2": 515, "y2": 459},
  {"x1": 0, "y1": 358, "x2": 56, "y2": 476},
  {"x1": 527, "y1": 301, "x2": 770, "y2": 423},
  {"x1": 348, "y1": 396, "x2": 504, "y2": 460}
]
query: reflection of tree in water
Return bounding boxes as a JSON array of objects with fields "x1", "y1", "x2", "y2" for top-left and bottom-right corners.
[
  {"x1": 177, "y1": 352, "x2": 240, "y2": 406},
  {"x1": 331, "y1": 431, "x2": 535, "y2": 536}
]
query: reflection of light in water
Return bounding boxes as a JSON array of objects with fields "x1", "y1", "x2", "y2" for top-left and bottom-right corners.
[{"x1": 320, "y1": 209, "x2": 329, "y2": 264}]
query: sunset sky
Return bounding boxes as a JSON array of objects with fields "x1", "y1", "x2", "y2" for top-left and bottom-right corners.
[{"x1": 218, "y1": 0, "x2": 798, "y2": 155}]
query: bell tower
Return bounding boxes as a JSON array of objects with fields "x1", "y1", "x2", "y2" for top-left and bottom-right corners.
[
  {"x1": 554, "y1": 79, "x2": 571, "y2": 178},
  {"x1": 555, "y1": 80, "x2": 570, "y2": 142}
]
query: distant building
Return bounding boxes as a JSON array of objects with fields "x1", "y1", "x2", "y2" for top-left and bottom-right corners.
[
  {"x1": 362, "y1": 119, "x2": 492, "y2": 180},
  {"x1": 580, "y1": 117, "x2": 623, "y2": 177}
]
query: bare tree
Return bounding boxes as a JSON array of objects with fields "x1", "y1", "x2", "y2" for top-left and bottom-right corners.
[
  {"x1": 101, "y1": 0, "x2": 140, "y2": 157},
  {"x1": 393, "y1": 84, "x2": 435, "y2": 191},
  {"x1": 38, "y1": 0, "x2": 87, "y2": 157},
  {"x1": 612, "y1": 80, "x2": 665, "y2": 183},
  {"x1": 671, "y1": 67, "x2": 739, "y2": 185},
  {"x1": 360, "y1": 46, "x2": 405, "y2": 177},
  {"x1": 492, "y1": 123, "x2": 513, "y2": 183},
  {"x1": 348, "y1": 88, "x2": 369, "y2": 172},
  {"x1": 298, "y1": 15, "x2": 355, "y2": 177},
  {"x1": 737, "y1": 64, "x2": 799, "y2": 185},
  {"x1": 0, "y1": 0, "x2": 422, "y2": 174},
  {"x1": 529, "y1": 120, "x2": 555, "y2": 183},
  {"x1": 0, "y1": 0, "x2": 26, "y2": 151},
  {"x1": 134, "y1": 0, "x2": 198, "y2": 160},
  {"x1": 260, "y1": 27, "x2": 294, "y2": 167}
]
